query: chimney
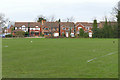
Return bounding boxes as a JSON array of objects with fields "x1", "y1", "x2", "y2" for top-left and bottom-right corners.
[{"x1": 42, "y1": 20, "x2": 44, "y2": 25}]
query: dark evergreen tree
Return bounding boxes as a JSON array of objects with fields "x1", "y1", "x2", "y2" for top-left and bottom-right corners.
[
  {"x1": 58, "y1": 19, "x2": 61, "y2": 36},
  {"x1": 37, "y1": 17, "x2": 46, "y2": 23},
  {"x1": 79, "y1": 28, "x2": 84, "y2": 37},
  {"x1": 117, "y1": 10, "x2": 120, "y2": 38},
  {"x1": 102, "y1": 18, "x2": 109, "y2": 38},
  {"x1": 92, "y1": 19, "x2": 98, "y2": 38}
]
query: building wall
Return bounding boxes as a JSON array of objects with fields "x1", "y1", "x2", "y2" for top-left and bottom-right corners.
[{"x1": 13, "y1": 22, "x2": 94, "y2": 37}]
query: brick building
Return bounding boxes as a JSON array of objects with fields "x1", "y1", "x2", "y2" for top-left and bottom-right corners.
[{"x1": 5, "y1": 20, "x2": 103, "y2": 38}]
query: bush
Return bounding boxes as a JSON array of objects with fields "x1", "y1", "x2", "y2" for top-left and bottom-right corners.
[
  {"x1": 62, "y1": 33, "x2": 65, "y2": 37},
  {"x1": 25, "y1": 32, "x2": 29, "y2": 37},
  {"x1": 5, "y1": 34, "x2": 13, "y2": 37},
  {"x1": 15, "y1": 31, "x2": 25, "y2": 37},
  {"x1": 83, "y1": 33, "x2": 89, "y2": 38}
]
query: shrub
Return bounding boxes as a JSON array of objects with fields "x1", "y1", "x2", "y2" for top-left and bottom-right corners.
[
  {"x1": 15, "y1": 31, "x2": 25, "y2": 37},
  {"x1": 5, "y1": 34, "x2": 13, "y2": 37},
  {"x1": 83, "y1": 33, "x2": 89, "y2": 38},
  {"x1": 25, "y1": 32, "x2": 29, "y2": 37}
]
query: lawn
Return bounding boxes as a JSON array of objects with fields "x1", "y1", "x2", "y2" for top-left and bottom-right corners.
[{"x1": 2, "y1": 38, "x2": 118, "y2": 78}]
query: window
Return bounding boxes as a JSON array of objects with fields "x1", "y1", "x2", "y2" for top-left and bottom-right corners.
[
  {"x1": 44, "y1": 28, "x2": 49, "y2": 30},
  {"x1": 19, "y1": 27, "x2": 21, "y2": 29},
  {"x1": 22, "y1": 25, "x2": 25, "y2": 28},
  {"x1": 36, "y1": 28, "x2": 40, "y2": 30},
  {"x1": 30, "y1": 28, "x2": 35, "y2": 30},
  {"x1": 78, "y1": 27, "x2": 82, "y2": 30},
  {"x1": 15, "y1": 27, "x2": 17, "y2": 30},
  {"x1": 88, "y1": 27, "x2": 89, "y2": 30},
  {"x1": 62, "y1": 27, "x2": 66, "y2": 30}
]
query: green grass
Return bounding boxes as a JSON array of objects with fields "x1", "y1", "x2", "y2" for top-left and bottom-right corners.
[{"x1": 2, "y1": 38, "x2": 118, "y2": 78}]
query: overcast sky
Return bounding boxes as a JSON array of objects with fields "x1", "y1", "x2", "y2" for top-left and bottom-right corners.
[{"x1": 0, "y1": 0, "x2": 119, "y2": 22}]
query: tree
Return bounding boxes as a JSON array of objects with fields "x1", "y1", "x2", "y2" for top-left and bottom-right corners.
[
  {"x1": 102, "y1": 18, "x2": 110, "y2": 38},
  {"x1": 47, "y1": 15, "x2": 56, "y2": 22},
  {"x1": 58, "y1": 19, "x2": 61, "y2": 36},
  {"x1": 79, "y1": 28, "x2": 84, "y2": 37},
  {"x1": 25, "y1": 32, "x2": 29, "y2": 37},
  {"x1": 66, "y1": 16, "x2": 75, "y2": 22},
  {"x1": 0, "y1": 13, "x2": 7, "y2": 28},
  {"x1": 36, "y1": 15, "x2": 46, "y2": 23},
  {"x1": 15, "y1": 31, "x2": 25, "y2": 37},
  {"x1": 108, "y1": 22, "x2": 114, "y2": 38},
  {"x1": 117, "y1": 1, "x2": 120, "y2": 38},
  {"x1": 11, "y1": 27, "x2": 15, "y2": 33},
  {"x1": 92, "y1": 19, "x2": 98, "y2": 38},
  {"x1": 83, "y1": 33, "x2": 89, "y2": 38},
  {"x1": 69, "y1": 28, "x2": 71, "y2": 37},
  {"x1": 62, "y1": 32, "x2": 65, "y2": 37}
]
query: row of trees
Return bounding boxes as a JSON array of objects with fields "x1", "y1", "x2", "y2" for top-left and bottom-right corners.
[
  {"x1": 92, "y1": 19, "x2": 118, "y2": 38},
  {"x1": 36, "y1": 15, "x2": 75, "y2": 22},
  {"x1": 92, "y1": 2, "x2": 120, "y2": 38}
]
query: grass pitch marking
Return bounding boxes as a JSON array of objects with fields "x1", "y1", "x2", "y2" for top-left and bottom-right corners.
[
  {"x1": 87, "y1": 51, "x2": 117, "y2": 63},
  {"x1": 4, "y1": 45, "x2": 8, "y2": 47}
]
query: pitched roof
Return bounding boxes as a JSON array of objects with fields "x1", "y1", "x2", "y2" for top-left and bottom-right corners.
[
  {"x1": 60, "y1": 22, "x2": 74, "y2": 27},
  {"x1": 13, "y1": 29, "x2": 24, "y2": 32},
  {"x1": 98, "y1": 21, "x2": 117, "y2": 28},
  {"x1": 43, "y1": 22, "x2": 75, "y2": 28},
  {"x1": 15, "y1": 22, "x2": 42, "y2": 28},
  {"x1": 43, "y1": 22, "x2": 59, "y2": 28},
  {"x1": 76, "y1": 22, "x2": 93, "y2": 28}
]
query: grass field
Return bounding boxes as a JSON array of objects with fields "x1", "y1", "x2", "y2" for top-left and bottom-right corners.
[{"x1": 2, "y1": 38, "x2": 118, "y2": 78}]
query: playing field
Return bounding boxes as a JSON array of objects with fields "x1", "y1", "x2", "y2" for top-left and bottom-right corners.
[{"x1": 2, "y1": 38, "x2": 118, "y2": 78}]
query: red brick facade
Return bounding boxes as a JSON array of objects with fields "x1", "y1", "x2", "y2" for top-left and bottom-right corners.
[{"x1": 6, "y1": 21, "x2": 117, "y2": 38}]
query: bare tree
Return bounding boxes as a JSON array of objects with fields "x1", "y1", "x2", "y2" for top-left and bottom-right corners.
[
  {"x1": 46, "y1": 15, "x2": 56, "y2": 22},
  {"x1": 35, "y1": 15, "x2": 47, "y2": 22},
  {"x1": 0, "y1": 13, "x2": 7, "y2": 28},
  {"x1": 110, "y1": 7, "x2": 118, "y2": 21},
  {"x1": 66, "y1": 16, "x2": 75, "y2": 22},
  {"x1": 0, "y1": 13, "x2": 7, "y2": 35}
]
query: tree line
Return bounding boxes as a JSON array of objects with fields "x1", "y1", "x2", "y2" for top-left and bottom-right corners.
[{"x1": 92, "y1": 19, "x2": 118, "y2": 38}]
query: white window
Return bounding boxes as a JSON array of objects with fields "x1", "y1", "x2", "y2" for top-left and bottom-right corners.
[
  {"x1": 71, "y1": 33, "x2": 74, "y2": 37},
  {"x1": 36, "y1": 26, "x2": 38, "y2": 28},
  {"x1": 30, "y1": 28, "x2": 33, "y2": 30},
  {"x1": 22, "y1": 25, "x2": 25, "y2": 28},
  {"x1": 36, "y1": 28, "x2": 40, "y2": 30},
  {"x1": 89, "y1": 32, "x2": 92, "y2": 37},
  {"x1": 78, "y1": 27, "x2": 82, "y2": 30},
  {"x1": 66, "y1": 32, "x2": 69, "y2": 37},
  {"x1": 19, "y1": 27, "x2": 21, "y2": 29},
  {"x1": 15, "y1": 27, "x2": 17, "y2": 30},
  {"x1": 30, "y1": 28, "x2": 35, "y2": 30},
  {"x1": 54, "y1": 33, "x2": 59, "y2": 37},
  {"x1": 26, "y1": 28, "x2": 28, "y2": 31}
]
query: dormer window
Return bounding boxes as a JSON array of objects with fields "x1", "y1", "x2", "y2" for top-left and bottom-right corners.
[
  {"x1": 62, "y1": 27, "x2": 66, "y2": 30},
  {"x1": 44, "y1": 28, "x2": 49, "y2": 30}
]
